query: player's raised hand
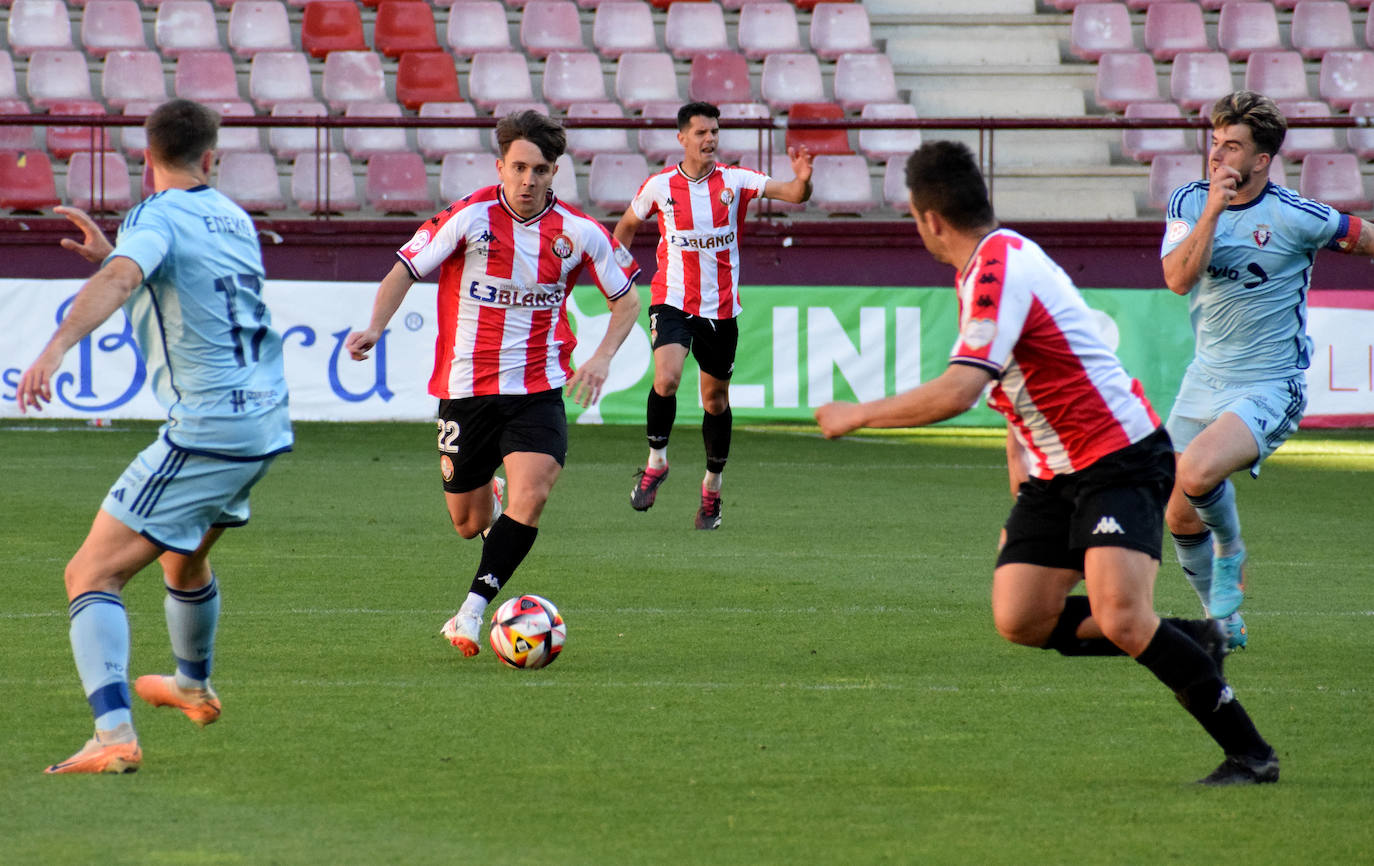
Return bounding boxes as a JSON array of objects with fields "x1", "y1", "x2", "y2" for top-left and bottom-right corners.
[
  {"x1": 789, "y1": 144, "x2": 814, "y2": 182},
  {"x1": 1206, "y1": 163, "x2": 1242, "y2": 212},
  {"x1": 344, "y1": 329, "x2": 378, "y2": 361},
  {"x1": 54, "y1": 206, "x2": 114, "y2": 263}
]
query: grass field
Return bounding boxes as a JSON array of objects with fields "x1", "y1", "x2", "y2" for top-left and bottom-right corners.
[{"x1": 3, "y1": 419, "x2": 1372, "y2": 865}]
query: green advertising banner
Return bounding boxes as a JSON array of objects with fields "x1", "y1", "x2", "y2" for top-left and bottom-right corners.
[{"x1": 566, "y1": 284, "x2": 1197, "y2": 428}]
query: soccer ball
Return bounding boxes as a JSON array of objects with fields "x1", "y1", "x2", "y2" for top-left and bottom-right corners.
[{"x1": 488, "y1": 595, "x2": 566, "y2": 669}]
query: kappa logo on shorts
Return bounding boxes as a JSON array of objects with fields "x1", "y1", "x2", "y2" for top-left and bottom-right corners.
[{"x1": 1092, "y1": 516, "x2": 1125, "y2": 535}]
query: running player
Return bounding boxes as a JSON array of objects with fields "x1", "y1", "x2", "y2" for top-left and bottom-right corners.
[
  {"x1": 816, "y1": 141, "x2": 1279, "y2": 785},
  {"x1": 1161, "y1": 91, "x2": 1373, "y2": 648},
  {"x1": 18, "y1": 99, "x2": 294, "y2": 774},
  {"x1": 345, "y1": 111, "x2": 641, "y2": 656},
  {"x1": 613, "y1": 101, "x2": 813, "y2": 529}
]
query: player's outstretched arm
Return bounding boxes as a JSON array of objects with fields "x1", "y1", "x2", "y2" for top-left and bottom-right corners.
[
  {"x1": 763, "y1": 145, "x2": 814, "y2": 204},
  {"x1": 346, "y1": 261, "x2": 416, "y2": 361},
  {"x1": 815, "y1": 363, "x2": 992, "y2": 439},
  {"x1": 54, "y1": 205, "x2": 115, "y2": 264},
  {"x1": 16, "y1": 257, "x2": 143, "y2": 413},
  {"x1": 565, "y1": 288, "x2": 642, "y2": 408},
  {"x1": 612, "y1": 206, "x2": 643, "y2": 250}
]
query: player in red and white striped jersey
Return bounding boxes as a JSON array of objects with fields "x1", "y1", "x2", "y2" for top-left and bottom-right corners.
[
  {"x1": 346, "y1": 111, "x2": 641, "y2": 657},
  {"x1": 613, "y1": 102, "x2": 814, "y2": 530},
  {"x1": 816, "y1": 142, "x2": 1278, "y2": 786}
]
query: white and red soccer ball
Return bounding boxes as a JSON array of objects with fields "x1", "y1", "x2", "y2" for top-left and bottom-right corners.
[{"x1": 488, "y1": 594, "x2": 566, "y2": 670}]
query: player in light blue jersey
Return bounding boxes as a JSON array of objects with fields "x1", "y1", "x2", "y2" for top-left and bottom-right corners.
[
  {"x1": 17, "y1": 99, "x2": 293, "y2": 774},
  {"x1": 1160, "y1": 91, "x2": 1373, "y2": 649}
]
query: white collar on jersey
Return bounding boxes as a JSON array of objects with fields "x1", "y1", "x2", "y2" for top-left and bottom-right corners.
[{"x1": 496, "y1": 186, "x2": 557, "y2": 224}]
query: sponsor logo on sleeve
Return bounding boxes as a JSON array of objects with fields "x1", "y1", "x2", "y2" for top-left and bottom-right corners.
[
  {"x1": 1166, "y1": 220, "x2": 1191, "y2": 244},
  {"x1": 404, "y1": 229, "x2": 431, "y2": 255},
  {"x1": 960, "y1": 318, "x2": 997, "y2": 351}
]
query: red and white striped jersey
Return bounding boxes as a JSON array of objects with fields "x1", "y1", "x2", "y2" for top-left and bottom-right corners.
[
  {"x1": 949, "y1": 229, "x2": 1161, "y2": 480},
  {"x1": 398, "y1": 186, "x2": 639, "y2": 399},
  {"x1": 629, "y1": 162, "x2": 770, "y2": 319}
]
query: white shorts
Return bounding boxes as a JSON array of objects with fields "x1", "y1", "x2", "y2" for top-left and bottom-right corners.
[
  {"x1": 101, "y1": 435, "x2": 277, "y2": 555},
  {"x1": 1165, "y1": 369, "x2": 1306, "y2": 477}
]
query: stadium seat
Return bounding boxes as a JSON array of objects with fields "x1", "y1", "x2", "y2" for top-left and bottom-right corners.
[
  {"x1": 1147, "y1": 152, "x2": 1204, "y2": 209},
  {"x1": 793, "y1": 0, "x2": 848, "y2": 9},
  {"x1": 1217, "y1": 2, "x2": 1281, "y2": 61},
  {"x1": 566, "y1": 100, "x2": 630, "y2": 160},
  {"x1": 521, "y1": 0, "x2": 585, "y2": 58},
  {"x1": 0, "y1": 52, "x2": 19, "y2": 102},
  {"x1": 1367, "y1": 12, "x2": 1374, "y2": 51},
  {"x1": 593, "y1": 1, "x2": 657, "y2": 59},
  {"x1": 374, "y1": 1, "x2": 440, "y2": 58},
  {"x1": 761, "y1": 53, "x2": 825, "y2": 112},
  {"x1": 664, "y1": 1, "x2": 729, "y2": 59},
  {"x1": 1318, "y1": 51, "x2": 1374, "y2": 109},
  {"x1": 785, "y1": 102, "x2": 850, "y2": 155},
  {"x1": 291, "y1": 152, "x2": 361, "y2": 212},
  {"x1": 175, "y1": 51, "x2": 243, "y2": 102},
  {"x1": 0, "y1": 149, "x2": 60, "y2": 210},
  {"x1": 1125, "y1": 0, "x2": 1189, "y2": 10},
  {"x1": 1276, "y1": 99, "x2": 1344, "y2": 160},
  {"x1": 156, "y1": 1, "x2": 222, "y2": 58},
  {"x1": 301, "y1": 0, "x2": 367, "y2": 58},
  {"x1": 1070, "y1": 3, "x2": 1134, "y2": 62},
  {"x1": 635, "y1": 100, "x2": 681, "y2": 162},
  {"x1": 1290, "y1": 1, "x2": 1356, "y2": 60},
  {"x1": 687, "y1": 50, "x2": 750, "y2": 104},
  {"x1": 342, "y1": 101, "x2": 408, "y2": 158},
  {"x1": 7, "y1": 0, "x2": 74, "y2": 58},
  {"x1": 322, "y1": 51, "x2": 388, "y2": 111},
  {"x1": 617, "y1": 51, "x2": 680, "y2": 110},
  {"x1": 416, "y1": 101, "x2": 483, "y2": 159},
  {"x1": 46, "y1": 99, "x2": 111, "y2": 158},
  {"x1": 1244, "y1": 51, "x2": 1312, "y2": 101},
  {"x1": 1346, "y1": 100, "x2": 1374, "y2": 160},
  {"x1": 215, "y1": 150, "x2": 285, "y2": 211},
  {"x1": 207, "y1": 100, "x2": 263, "y2": 153},
  {"x1": 1095, "y1": 51, "x2": 1161, "y2": 112},
  {"x1": 395, "y1": 51, "x2": 460, "y2": 110},
  {"x1": 1266, "y1": 153, "x2": 1289, "y2": 186},
  {"x1": 269, "y1": 99, "x2": 330, "y2": 158},
  {"x1": 81, "y1": 0, "x2": 147, "y2": 58},
  {"x1": 0, "y1": 99, "x2": 37, "y2": 150},
  {"x1": 468, "y1": 51, "x2": 535, "y2": 110},
  {"x1": 1122, "y1": 100, "x2": 1192, "y2": 163},
  {"x1": 834, "y1": 53, "x2": 898, "y2": 112},
  {"x1": 102, "y1": 50, "x2": 168, "y2": 110},
  {"x1": 1144, "y1": 2, "x2": 1209, "y2": 61},
  {"x1": 1170, "y1": 52, "x2": 1234, "y2": 112},
  {"x1": 67, "y1": 150, "x2": 133, "y2": 212},
  {"x1": 227, "y1": 1, "x2": 294, "y2": 57},
  {"x1": 1299, "y1": 152, "x2": 1371, "y2": 210},
  {"x1": 28, "y1": 50, "x2": 94, "y2": 108},
  {"x1": 716, "y1": 101, "x2": 769, "y2": 163},
  {"x1": 542, "y1": 51, "x2": 608, "y2": 109},
  {"x1": 588, "y1": 152, "x2": 647, "y2": 212},
  {"x1": 857, "y1": 102, "x2": 921, "y2": 162},
  {"x1": 882, "y1": 156, "x2": 909, "y2": 214},
  {"x1": 807, "y1": 153, "x2": 875, "y2": 214},
  {"x1": 366, "y1": 151, "x2": 434, "y2": 213},
  {"x1": 250, "y1": 52, "x2": 316, "y2": 111},
  {"x1": 809, "y1": 2, "x2": 875, "y2": 61},
  {"x1": 117, "y1": 99, "x2": 157, "y2": 159},
  {"x1": 445, "y1": 1, "x2": 512, "y2": 56},
  {"x1": 737, "y1": 3, "x2": 802, "y2": 61},
  {"x1": 439, "y1": 151, "x2": 498, "y2": 202},
  {"x1": 551, "y1": 151, "x2": 579, "y2": 204}
]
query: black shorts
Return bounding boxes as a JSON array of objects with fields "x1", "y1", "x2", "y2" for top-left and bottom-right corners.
[
  {"x1": 996, "y1": 428, "x2": 1174, "y2": 571},
  {"x1": 436, "y1": 390, "x2": 567, "y2": 494},
  {"x1": 649, "y1": 304, "x2": 739, "y2": 380}
]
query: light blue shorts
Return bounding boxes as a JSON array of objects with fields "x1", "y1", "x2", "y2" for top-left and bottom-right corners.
[
  {"x1": 101, "y1": 435, "x2": 278, "y2": 555},
  {"x1": 1165, "y1": 369, "x2": 1306, "y2": 477}
]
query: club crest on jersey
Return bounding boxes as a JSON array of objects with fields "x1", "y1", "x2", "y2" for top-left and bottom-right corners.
[
  {"x1": 404, "y1": 229, "x2": 431, "y2": 254},
  {"x1": 960, "y1": 317, "x2": 997, "y2": 350},
  {"x1": 1166, "y1": 219, "x2": 1190, "y2": 245},
  {"x1": 614, "y1": 244, "x2": 635, "y2": 270},
  {"x1": 1253, "y1": 225, "x2": 1271, "y2": 248},
  {"x1": 719, "y1": 188, "x2": 734, "y2": 206},
  {"x1": 550, "y1": 233, "x2": 574, "y2": 259}
]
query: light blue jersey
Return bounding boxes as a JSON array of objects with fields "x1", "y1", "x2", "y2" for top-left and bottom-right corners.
[
  {"x1": 1160, "y1": 181, "x2": 1348, "y2": 383},
  {"x1": 109, "y1": 186, "x2": 292, "y2": 458}
]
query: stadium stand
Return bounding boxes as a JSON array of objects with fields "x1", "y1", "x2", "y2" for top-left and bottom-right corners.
[
  {"x1": 1348, "y1": 101, "x2": 1374, "y2": 160},
  {"x1": 66, "y1": 150, "x2": 133, "y2": 212},
  {"x1": 45, "y1": 99, "x2": 110, "y2": 159},
  {"x1": 373, "y1": 1, "x2": 441, "y2": 58},
  {"x1": 174, "y1": 51, "x2": 242, "y2": 102},
  {"x1": 0, "y1": 149, "x2": 61, "y2": 211},
  {"x1": 157, "y1": 0, "x2": 223, "y2": 58},
  {"x1": 1290, "y1": 1, "x2": 1357, "y2": 60},
  {"x1": 80, "y1": 0, "x2": 145, "y2": 59},
  {"x1": 321, "y1": 50, "x2": 388, "y2": 111},
  {"x1": 301, "y1": 1, "x2": 367, "y2": 58},
  {"x1": 761, "y1": 52, "x2": 825, "y2": 111},
  {"x1": 636, "y1": 100, "x2": 681, "y2": 162},
  {"x1": 541, "y1": 50, "x2": 608, "y2": 108},
  {"x1": 588, "y1": 151, "x2": 647, "y2": 212},
  {"x1": 395, "y1": 50, "x2": 461, "y2": 110},
  {"x1": 593, "y1": 1, "x2": 657, "y2": 58},
  {"x1": 1170, "y1": 51, "x2": 1235, "y2": 112},
  {"x1": 1276, "y1": 99, "x2": 1344, "y2": 160},
  {"x1": 291, "y1": 151, "x2": 360, "y2": 212},
  {"x1": 520, "y1": 0, "x2": 585, "y2": 58},
  {"x1": 737, "y1": 3, "x2": 803, "y2": 61},
  {"x1": 7, "y1": 0, "x2": 73, "y2": 58},
  {"x1": 0, "y1": 99, "x2": 37, "y2": 150},
  {"x1": 366, "y1": 151, "x2": 434, "y2": 213},
  {"x1": 1299, "y1": 152, "x2": 1372, "y2": 210},
  {"x1": 439, "y1": 151, "x2": 498, "y2": 202},
  {"x1": 1216, "y1": 2, "x2": 1281, "y2": 61},
  {"x1": 1318, "y1": 51, "x2": 1374, "y2": 109},
  {"x1": 445, "y1": 1, "x2": 513, "y2": 56},
  {"x1": 227, "y1": 1, "x2": 293, "y2": 57},
  {"x1": 416, "y1": 100, "x2": 483, "y2": 158},
  {"x1": 617, "y1": 51, "x2": 681, "y2": 110},
  {"x1": 566, "y1": 100, "x2": 631, "y2": 159},
  {"x1": 216, "y1": 150, "x2": 286, "y2": 212},
  {"x1": 688, "y1": 50, "x2": 751, "y2": 104},
  {"x1": 1122, "y1": 100, "x2": 1193, "y2": 162},
  {"x1": 102, "y1": 50, "x2": 168, "y2": 109},
  {"x1": 1244, "y1": 50, "x2": 1313, "y2": 101},
  {"x1": 717, "y1": 100, "x2": 770, "y2": 162},
  {"x1": 1070, "y1": 3, "x2": 1135, "y2": 61},
  {"x1": 1094, "y1": 51, "x2": 1161, "y2": 111},
  {"x1": 1147, "y1": 153, "x2": 1203, "y2": 209},
  {"x1": 785, "y1": 101, "x2": 851, "y2": 155},
  {"x1": 249, "y1": 51, "x2": 315, "y2": 110},
  {"x1": 834, "y1": 52, "x2": 898, "y2": 111},
  {"x1": 468, "y1": 51, "x2": 535, "y2": 110},
  {"x1": 342, "y1": 101, "x2": 408, "y2": 159},
  {"x1": 664, "y1": 1, "x2": 729, "y2": 59},
  {"x1": 808, "y1": 153, "x2": 876, "y2": 214},
  {"x1": 809, "y1": 2, "x2": 875, "y2": 60},
  {"x1": 269, "y1": 100, "x2": 330, "y2": 158},
  {"x1": 1143, "y1": 2, "x2": 1210, "y2": 61}
]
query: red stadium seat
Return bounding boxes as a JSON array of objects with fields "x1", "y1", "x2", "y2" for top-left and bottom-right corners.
[
  {"x1": 521, "y1": 0, "x2": 585, "y2": 59},
  {"x1": 66, "y1": 150, "x2": 133, "y2": 212},
  {"x1": 1276, "y1": 99, "x2": 1344, "y2": 160},
  {"x1": 229, "y1": 1, "x2": 294, "y2": 57},
  {"x1": 1143, "y1": 2, "x2": 1209, "y2": 61},
  {"x1": 761, "y1": 53, "x2": 825, "y2": 112},
  {"x1": 28, "y1": 50, "x2": 94, "y2": 108},
  {"x1": 101, "y1": 50, "x2": 168, "y2": 110},
  {"x1": 156, "y1": 0, "x2": 223, "y2": 58},
  {"x1": 396, "y1": 50, "x2": 461, "y2": 110},
  {"x1": 1299, "y1": 152, "x2": 1371, "y2": 210},
  {"x1": 1318, "y1": 51, "x2": 1374, "y2": 109},
  {"x1": 301, "y1": 0, "x2": 367, "y2": 59},
  {"x1": 439, "y1": 151, "x2": 498, "y2": 202},
  {"x1": 542, "y1": 51, "x2": 608, "y2": 109},
  {"x1": 1147, "y1": 152, "x2": 1204, "y2": 209},
  {"x1": 0, "y1": 149, "x2": 60, "y2": 210},
  {"x1": 45, "y1": 99, "x2": 111, "y2": 159},
  {"x1": 1217, "y1": 2, "x2": 1281, "y2": 61},
  {"x1": 1170, "y1": 52, "x2": 1234, "y2": 112},
  {"x1": 809, "y1": 2, "x2": 875, "y2": 61},
  {"x1": 793, "y1": 0, "x2": 849, "y2": 9},
  {"x1": 373, "y1": 1, "x2": 440, "y2": 58},
  {"x1": 588, "y1": 152, "x2": 648, "y2": 213},
  {"x1": 785, "y1": 102, "x2": 851, "y2": 156},
  {"x1": 445, "y1": 1, "x2": 512, "y2": 56},
  {"x1": 687, "y1": 50, "x2": 750, "y2": 105},
  {"x1": 1244, "y1": 50, "x2": 1311, "y2": 101},
  {"x1": 566, "y1": 100, "x2": 630, "y2": 160},
  {"x1": 366, "y1": 151, "x2": 434, "y2": 213},
  {"x1": 1071, "y1": 3, "x2": 1134, "y2": 62},
  {"x1": 174, "y1": 50, "x2": 242, "y2": 102},
  {"x1": 322, "y1": 50, "x2": 387, "y2": 111},
  {"x1": 737, "y1": 3, "x2": 802, "y2": 61},
  {"x1": 808, "y1": 153, "x2": 875, "y2": 214},
  {"x1": 416, "y1": 100, "x2": 483, "y2": 159},
  {"x1": 468, "y1": 51, "x2": 535, "y2": 111},
  {"x1": 0, "y1": 98, "x2": 37, "y2": 150},
  {"x1": 81, "y1": 0, "x2": 147, "y2": 58},
  {"x1": 1122, "y1": 100, "x2": 1193, "y2": 163},
  {"x1": 1095, "y1": 51, "x2": 1162, "y2": 112},
  {"x1": 7, "y1": 0, "x2": 73, "y2": 58},
  {"x1": 250, "y1": 51, "x2": 316, "y2": 111},
  {"x1": 291, "y1": 152, "x2": 361, "y2": 212},
  {"x1": 857, "y1": 101, "x2": 921, "y2": 162},
  {"x1": 1290, "y1": 1, "x2": 1356, "y2": 60},
  {"x1": 593, "y1": 1, "x2": 657, "y2": 59},
  {"x1": 664, "y1": 1, "x2": 729, "y2": 59},
  {"x1": 834, "y1": 52, "x2": 898, "y2": 112},
  {"x1": 215, "y1": 150, "x2": 286, "y2": 212},
  {"x1": 617, "y1": 51, "x2": 680, "y2": 110}
]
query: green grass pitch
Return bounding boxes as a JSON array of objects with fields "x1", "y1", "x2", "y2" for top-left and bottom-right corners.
[{"x1": 2, "y1": 419, "x2": 1372, "y2": 864}]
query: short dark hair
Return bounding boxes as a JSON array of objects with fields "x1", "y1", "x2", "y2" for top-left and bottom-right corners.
[
  {"x1": 146, "y1": 99, "x2": 219, "y2": 168},
  {"x1": 1210, "y1": 90, "x2": 1287, "y2": 156},
  {"x1": 495, "y1": 110, "x2": 566, "y2": 162},
  {"x1": 904, "y1": 141, "x2": 996, "y2": 231},
  {"x1": 677, "y1": 101, "x2": 720, "y2": 131}
]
